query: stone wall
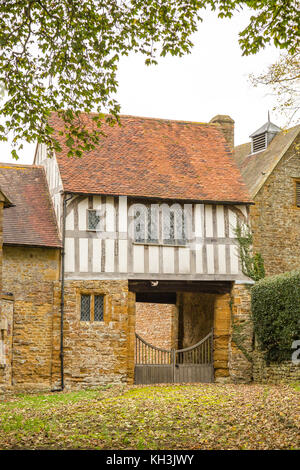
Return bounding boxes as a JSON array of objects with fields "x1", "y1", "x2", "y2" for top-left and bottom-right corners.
[
  {"x1": 253, "y1": 350, "x2": 300, "y2": 384},
  {"x1": 179, "y1": 293, "x2": 215, "y2": 349},
  {"x1": 229, "y1": 283, "x2": 253, "y2": 383},
  {"x1": 2, "y1": 245, "x2": 60, "y2": 390},
  {"x1": 251, "y1": 134, "x2": 300, "y2": 276},
  {"x1": 213, "y1": 293, "x2": 232, "y2": 382},
  {"x1": 0, "y1": 295, "x2": 14, "y2": 389},
  {"x1": 52, "y1": 279, "x2": 132, "y2": 390},
  {"x1": 178, "y1": 290, "x2": 237, "y2": 382},
  {"x1": 1, "y1": 242, "x2": 275, "y2": 389},
  {"x1": 135, "y1": 302, "x2": 177, "y2": 349}
]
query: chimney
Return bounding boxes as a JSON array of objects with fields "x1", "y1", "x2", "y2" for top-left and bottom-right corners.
[{"x1": 210, "y1": 115, "x2": 235, "y2": 153}]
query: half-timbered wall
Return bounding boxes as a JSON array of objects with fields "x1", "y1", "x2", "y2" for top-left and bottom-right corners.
[
  {"x1": 63, "y1": 195, "x2": 249, "y2": 281},
  {"x1": 35, "y1": 144, "x2": 63, "y2": 232},
  {"x1": 34, "y1": 144, "x2": 250, "y2": 281}
]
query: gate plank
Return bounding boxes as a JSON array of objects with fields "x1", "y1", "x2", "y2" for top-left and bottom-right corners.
[{"x1": 135, "y1": 331, "x2": 214, "y2": 384}]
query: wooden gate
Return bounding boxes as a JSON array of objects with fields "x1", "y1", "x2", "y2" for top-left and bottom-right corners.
[{"x1": 135, "y1": 330, "x2": 214, "y2": 384}]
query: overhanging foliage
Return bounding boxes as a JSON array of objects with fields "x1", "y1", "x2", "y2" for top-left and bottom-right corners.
[{"x1": 0, "y1": 0, "x2": 298, "y2": 158}]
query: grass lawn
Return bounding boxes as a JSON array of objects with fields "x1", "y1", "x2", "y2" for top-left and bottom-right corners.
[{"x1": 0, "y1": 383, "x2": 299, "y2": 450}]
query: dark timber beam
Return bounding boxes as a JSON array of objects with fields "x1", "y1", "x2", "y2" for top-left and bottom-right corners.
[
  {"x1": 129, "y1": 280, "x2": 233, "y2": 295},
  {"x1": 136, "y1": 292, "x2": 177, "y2": 304}
]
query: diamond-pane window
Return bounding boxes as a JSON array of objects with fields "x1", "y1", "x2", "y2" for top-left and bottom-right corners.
[
  {"x1": 163, "y1": 206, "x2": 186, "y2": 245},
  {"x1": 80, "y1": 294, "x2": 91, "y2": 321},
  {"x1": 296, "y1": 182, "x2": 300, "y2": 207},
  {"x1": 88, "y1": 209, "x2": 101, "y2": 231},
  {"x1": 94, "y1": 295, "x2": 104, "y2": 321},
  {"x1": 134, "y1": 207, "x2": 146, "y2": 243},
  {"x1": 147, "y1": 206, "x2": 159, "y2": 243}
]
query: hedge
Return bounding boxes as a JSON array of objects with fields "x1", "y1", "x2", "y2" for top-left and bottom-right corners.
[{"x1": 251, "y1": 270, "x2": 300, "y2": 363}]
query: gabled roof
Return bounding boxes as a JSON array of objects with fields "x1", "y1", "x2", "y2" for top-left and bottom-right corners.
[
  {"x1": 48, "y1": 113, "x2": 251, "y2": 204},
  {"x1": 0, "y1": 164, "x2": 62, "y2": 248},
  {"x1": 234, "y1": 125, "x2": 300, "y2": 197}
]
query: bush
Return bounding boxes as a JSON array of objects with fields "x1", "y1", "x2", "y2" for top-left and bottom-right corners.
[{"x1": 251, "y1": 270, "x2": 300, "y2": 363}]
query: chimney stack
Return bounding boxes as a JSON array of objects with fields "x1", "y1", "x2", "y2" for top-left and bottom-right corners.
[{"x1": 210, "y1": 115, "x2": 235, "y2": 153}]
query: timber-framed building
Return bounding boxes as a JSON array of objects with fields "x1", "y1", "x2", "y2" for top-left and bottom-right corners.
[{"x1": 1, "y1": 113, "x2": 254, "y2": 390}]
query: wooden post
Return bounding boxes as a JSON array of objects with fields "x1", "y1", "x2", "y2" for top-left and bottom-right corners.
[{"x1": 172, "y1": 349, "x2": 175, "y2": 383}]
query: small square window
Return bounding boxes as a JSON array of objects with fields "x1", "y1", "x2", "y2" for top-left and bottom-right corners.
[
  {"x1": 80, "y1": 294, "x2": 91, "y2": 321},
  {"x1": 80, "y1": 293, "x2": 105, "y2": 322},
  {"x1": 94, "y1": 295, "x2": 104, "y2": 322},
  {"x1": 296, "y1": 182, "x2": 300, "y2": 207},
  {"x1": 88, "y1": 209, "x2": 101, "y2": 231}
]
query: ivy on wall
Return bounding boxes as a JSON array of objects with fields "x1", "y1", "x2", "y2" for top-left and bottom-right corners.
[
  {"x1": 235, "y1": 223, "x2": 265, "y2": 282},
  {"x1": 251, "y1": 270, "x2": 300, "y2": 363},
  {"x1": 229, "y1": 223, "x2": 265, "y2": 363}
]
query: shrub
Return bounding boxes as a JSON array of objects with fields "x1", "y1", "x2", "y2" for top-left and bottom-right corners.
[{"x1": 251, "y1": 270, "x2": 300, "y2": 363}]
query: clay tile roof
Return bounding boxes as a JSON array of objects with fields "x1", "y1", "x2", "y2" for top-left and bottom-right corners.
[
  {"x1": 0, "y1": 164, "x2": 62, "y2": 248},
  {"x1": 234, "y1": 125, "x2": 300, "y2": 197},
  {"x1": 49, "y1": 113, "x2": 251, "y2": 204}
]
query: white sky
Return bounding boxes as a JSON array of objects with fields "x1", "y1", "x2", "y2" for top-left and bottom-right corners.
[{"x1": 0, "y1": 8, "x2": 283, "y2": 165}]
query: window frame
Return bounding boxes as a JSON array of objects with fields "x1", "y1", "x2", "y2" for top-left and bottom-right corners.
[
  {"x1": 293, "y1": 179, "x2": 300, "y2": 209},
  {"x1": 87, "y1": 208, "x2": 102, "y2": 232},
  {"x1": 79, "y1": 292, "x2": 105, "y2": 323},
  {"x1": 132, "y1": 203, "x2": 187, "y2": 247}
]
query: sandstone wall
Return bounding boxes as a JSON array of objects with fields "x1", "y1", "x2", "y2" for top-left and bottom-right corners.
[
  {"x1": 180, "y1": 293, "x2": 215, "y2": 349},
  {"x1": 52, "y1": 279, "x2": 132, "y2": 390},
  {"x1": 2, "y1": 245, "x2": 60, "y2": 390},
  {"x1": 213, "y1": 293, "x2": 232, "y2": 382},
  {"x1": 251, "y1": 134, "x2": 300, "y2": 276}
]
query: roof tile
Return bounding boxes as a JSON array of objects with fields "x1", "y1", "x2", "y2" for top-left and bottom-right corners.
[
  {"x1": 0, "y1": 164, "x2": 62, "y2": 248},
  {"x1": 50, "y1": 113, "x2": 251, "y2": 203}
]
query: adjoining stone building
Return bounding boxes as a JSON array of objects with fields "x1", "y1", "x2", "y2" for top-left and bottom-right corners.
[
  {"x1": 0, "y1": 188, "x2": 12, "y2": 298},
  {"x1": 1, "y1": 114, "x2": 255, "y2": 391},
  {"x1": 233, "y1": 118, "x2": 300, "y2": 383},
  {"x1": 0, "y1": 164, "x2": 61, "y2": 391},
  {"x1": 0, "y1": 188, "x2": 12, "y2": 379},
  {"x1": 234, "y1": 119, "x2": 300, "y2": 276}
]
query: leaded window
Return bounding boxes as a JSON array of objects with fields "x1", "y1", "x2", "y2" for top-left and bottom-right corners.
[
  {"x1": 133, "y1": 203, "x2": 187, "y2": 245},
  {"x1": 296, "y1": 181, "x2": 300, "y2": 207},
  {"x1": 88, "y1": 209, "x2": 101, "y2": 231},
  {"x1": 80, "y1": 294, "x2": 105, "y2": 322},
  {"x1": 134, "y1": 205, "x2": 147, "y2": 243},
  {"x1": 94, "y1": 295, "x2": 104, "y2": 322},
  {"x1": 147, "y1": 206, "x2": 159, "y2": 243},
  {"x1": 162, "y1": 205, "x2": 186, "y2": 245},
  {"x1": 80, "y1": 294, "x2": 91, "y2": 321}
]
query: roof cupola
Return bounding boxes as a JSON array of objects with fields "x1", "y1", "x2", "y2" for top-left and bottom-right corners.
[{"x1": 250, "y1": 112, "x2": 281, "y2": 154}]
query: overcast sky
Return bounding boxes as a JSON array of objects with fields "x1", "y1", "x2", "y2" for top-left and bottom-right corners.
[{"x1": 0, "y1": 7, "x2": 283, "y2": 165}]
